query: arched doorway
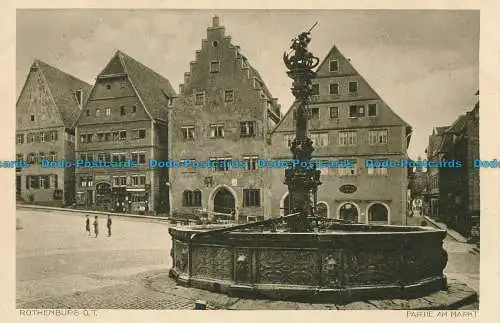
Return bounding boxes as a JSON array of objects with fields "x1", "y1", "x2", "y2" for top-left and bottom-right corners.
[
  {"x1": 368, "y1": 203, "x2": 389, "y2": 223},
  {"x1": 213, "y1": 187, "x2": 235, "y2": 214},
  {"x1": 338, "y1": 202, "x2": 359, "y2": 222},
  {"x1": 95, "y1": 182, "x2": 112, "y2": 210},
  {"x1": 316, "y1": 202, "x2": 328, "y2": 217}
]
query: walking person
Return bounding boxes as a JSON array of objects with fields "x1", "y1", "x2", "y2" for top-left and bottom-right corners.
[
  {"x1": 93, "y1": 216, "x2": 99, "y2": 238},
  {"x1": 85, "y1": 215, "x2": 91, "y2": 236},
  {"x1": 107, "y1": 215, "x2": 112, "y2": 237}
]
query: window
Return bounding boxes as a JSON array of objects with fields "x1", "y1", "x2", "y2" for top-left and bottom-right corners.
[
  {"x1": 240, "y1": 121, "x2": 256, "y2": 137},
  {"x1": 119, "y1": 176, "x2": 127, "y2": 186},
  {"x1": 339, "y1": 131, "x2": 357, "y2": 146},
  {"x1": 284, "y1": 134, "x2": 294, "y2": 147},
  {"x1": 293, "y1": 110, "x2": 297, "y2": 120},
  {"x1": 181, "y1": 126, "x2": 195, "y2": 140},
  {"x1": 368, "y1": 104, "x2": 377, "y2": 117},
  {"x1": 112, "y1": 154, "x2": 119, "y2": 163},
  {"x1": 243, "y1": 156, "x2": 258, "y2": 171},
  {"x1": 87, "y1": 176, "x2": 94, "y2": 187},
  {"x1": 120, "y1": 106, "x2": 126, "y2": 116},
  {"x1": 183, "y1": 190, "x2": 193, "y2": 206},
  {"x1": 224, "y1": 90, "x2": 234, "y2": 103},
  {"x1": 310, "y1": 132, "x2": 329, "y2": 148},
  {"x1": 97, "y1": 133, "x2": 104, "y2": 142},
  {"x1": 310, "y1": 107, "x2": 320, "y2": 120},
  {"x1": 120, "y1": 79, "x2": 126, "y2": 88},
  {"x1": 138, "y1": 129, "x2": 146, "y2": 139},
  {"x1": 210, "y1": 158, "x2": 232, "y2": 172},
  {"x1": 193, "y1": 190, "x2": 202, "y2": 206},
  {"x1": 349, "y1": 105, "x2": 365, "y2": 117},
  {"x1": 79, "y1": 153, "x2": 87, "y2": 160},
  {"x1": 209, "y1": 124, "x2": 224, "y2": 138},
  {"x1": 349, "y1": 81, "x2": 358, "y2": 93},
  {"x1": 139, "y1": 175, "x2": 146, "y2": 185},
  {"x1": 210, "y1": 61, "x2": 220, "y2": 73},
  {"x1": 132, "y1": 106, "x2": 137, "y2": 113},
  {"x1": 119, "y1": 131, "x2": 127, "y2": 140},
  {"x1": 243, "y1": 189, "x2": 260, "y2": 207},
  {"x1": 16, "y1": 134, "x2": 24, "y2": 144},
  {"x1": 80, "y1": 135, "x2": 86, "y2": 143},
  {"x1": 86, "y1": 110, "x2": 90, "y2": 116},
  {"x1": 27, "y1": 133, "x2": 34, "y2": 143},
  {"x1": 106, "y1": 84, "x2": 111, "y2": 90},
  {"x1": 329, "y1": 60, "x2": 339, "y2": 72},
  {"x1": 330, "y1": 106, "x2": 339, "y2": 119},
  {"x1": 16, "y1": 153, "x2": 23, "y2": 161},
  {"x1": 95, "y1": 109, "x2": 101, "y2": 117},
  {"x1": 311, "y1": 84, "x2": 319, "y2": 95},
  {"x1": 86, "y1": 134, "x2": 93, "y2": 143},
  {"x1": 338, "y1": 160, "x2": 357, "y2": 176},
  {"x1": 28, "y1": 153, "x2": 36, "y2": 164},
  {"x1": 74, "y1": 90, "x2": 83, "y2": 106},
  {"x1": 40, "y1": 132, "x2": 46, "y2": 143},
  {"x1": 367, "y1": 160, "x2": 389, "y2": 176},
  {"x1": 49, "y1": 131, "x2": 58, "y2": 141},
  {"x1": 49, "y1": 152, "x2": 57, "y2": 161},
  {"x1": 105, "y1": 108, "x2": 111, "y2": 116},
  {"x1": 104, "y1": 132, "x2": 112, "y2": 141},
  {"x1": 30, "y1": 114, "x2": 35, "y2": 122},
  {"x1": 329, "y1": 83, "x2": 339, "y2": 94},
  {"x1": 112, "y1": 131, "x2": 119, "y2": 141},
  {"x1": 368, "y1": 129, "x2": 388, "y2": 145},
  {"x1": 195, "y1": 92, "x2": 205, "y2": 105}
]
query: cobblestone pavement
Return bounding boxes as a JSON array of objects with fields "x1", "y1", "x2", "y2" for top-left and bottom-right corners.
[{"x1": 17, "y1": 209, "x2": 479, "y2": 310}]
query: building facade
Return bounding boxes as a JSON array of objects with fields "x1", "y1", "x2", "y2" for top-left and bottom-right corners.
[
  {"x1": 74, "y1": 50, "x2": 176, "y2": 214},
  {"x1": 270, "y1": 45, "x2": 412, "y2": 225},
  {"x1": 424, "y1": 126, "x2": 448, "y2": 219},
  {"x1": 170, "y1": 16, "x2": 282, "y2": 222},
  {"x1": 16, "y1": 60, "x2": 91, "y2": 206},
  {"x1": 437, "y1": 96, "x2": 479, "y2": 238}
]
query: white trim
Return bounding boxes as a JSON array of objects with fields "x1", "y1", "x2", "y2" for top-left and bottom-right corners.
[
  {"x1": 279, "y1": 192, "x2": 289, "y2": 217},
  {"x1": 208, "y1": 184, "x2": 238, "y2": 220},
  {"x1": 366, "y1": 202, "x2": 390, "y2": 224},
  {"x1": 336, "y1": 201, "x2": 361, "y2": 222},
  {"x1": 316, "y1": 201, "x2": 330, "y2": 218}
]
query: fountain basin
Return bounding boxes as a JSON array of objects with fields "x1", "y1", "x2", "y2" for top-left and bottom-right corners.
[{"x1": 168, "y1": 223, "x2": 448, "y2": 303}]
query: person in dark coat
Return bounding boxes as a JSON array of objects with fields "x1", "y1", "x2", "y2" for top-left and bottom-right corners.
[
  {"x1": 85, "y1": 215, "x2": 91, "y2": 236},
  {"x1": 93, "y1": 216, "x2": 99, "y2": 238},
  {"x1": 107, "y1": 215, "x2": 112, "y2": 237}
]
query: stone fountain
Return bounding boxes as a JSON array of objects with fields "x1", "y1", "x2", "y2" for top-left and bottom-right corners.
[{"x1": 168, "y1": 26, "x2": 448, "y2": 303}]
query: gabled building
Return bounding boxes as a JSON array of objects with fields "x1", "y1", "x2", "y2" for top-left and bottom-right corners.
[
  {"x1": 424, "y1": 126, "x2": 449, "y2": 219},
  {"x1": 170, "y1": 16, "x2": 282, "y2": 222},
  {"x1": 16, "y1": 60, "x2": 91, "y2": 206},
  {"x1": 437, "y1": 93, "x2": 479, "y2": 238},
  {"x1": 74, "y1": 50, "x2": 176, "y2": 214},
  {"x1": 270, "y1": 45, "x2": 412, "y2": 225}
]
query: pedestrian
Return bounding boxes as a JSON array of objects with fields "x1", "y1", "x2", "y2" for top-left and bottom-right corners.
[
  {"x1": 93, "y1": 216, "x2": 99, "y2": 238},
  {"x1": 107, "y1": 215, "x2": 112, "y2": 237},
  {"x1": 85, "y1": 214, "x2": 91, "y2": 236}
]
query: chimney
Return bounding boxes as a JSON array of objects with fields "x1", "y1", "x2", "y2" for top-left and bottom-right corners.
[{"x1": 212, "y1": 16, "x2": 220, "y2": 27}]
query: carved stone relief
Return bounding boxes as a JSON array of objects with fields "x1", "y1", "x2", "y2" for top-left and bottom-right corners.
[
  {"x1": 258, "y1": 249, "x2": 318, "y2": 285},
  {"x1": 191, "y1": 246, "x2": 233, "y2": 280}
]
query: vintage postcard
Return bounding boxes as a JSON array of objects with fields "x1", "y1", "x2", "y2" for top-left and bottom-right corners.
[{"x1": 1, "y1": 1, "x2": 499, "y2": 323}]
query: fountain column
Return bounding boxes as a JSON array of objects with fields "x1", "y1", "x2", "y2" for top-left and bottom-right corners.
[{"x1": 283, "y1": 25, "x2": 322, "y2": 232}]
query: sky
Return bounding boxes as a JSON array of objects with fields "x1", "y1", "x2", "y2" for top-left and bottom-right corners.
[{"x1": 16, "y1": 9, "x2": 479, "y2": 159}]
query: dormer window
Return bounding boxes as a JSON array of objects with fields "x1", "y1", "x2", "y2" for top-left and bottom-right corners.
[
  {"x1": 210, "y1": 61, "x2": 220, "y2": 73},
  {"x1": 329, "y1": 60, "x2": 339, "y2": 72},
  {"x1": 74, "y1": 89, "x2": 83, "y2": 108}
]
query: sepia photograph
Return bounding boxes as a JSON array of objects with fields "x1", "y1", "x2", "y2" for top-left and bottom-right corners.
[{"x1": 13, "y1": 9, "x2": 482, "y2": 311}]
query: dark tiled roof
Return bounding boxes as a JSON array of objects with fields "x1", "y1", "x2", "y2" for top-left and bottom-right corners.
[
  {"x1": 36, "y1": 60, "x2": 92, "y2": 127},
  {"x1": 115, "y1": 51, "x2": 176, "y2": 121},
  {"x1": 446, "y1": 115, "x2": 467, "y2": 135}
]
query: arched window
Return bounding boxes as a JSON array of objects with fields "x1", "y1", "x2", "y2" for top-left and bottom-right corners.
[
  {"x1": 193, "y1": 190, "x2": 202, "y2": 207},
  {"x1": 317, "y1": 202, "x2": 328, "y2": 217},
  {"x1": 182, "y1": 190, "x2": 193, "y2": 206}
]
